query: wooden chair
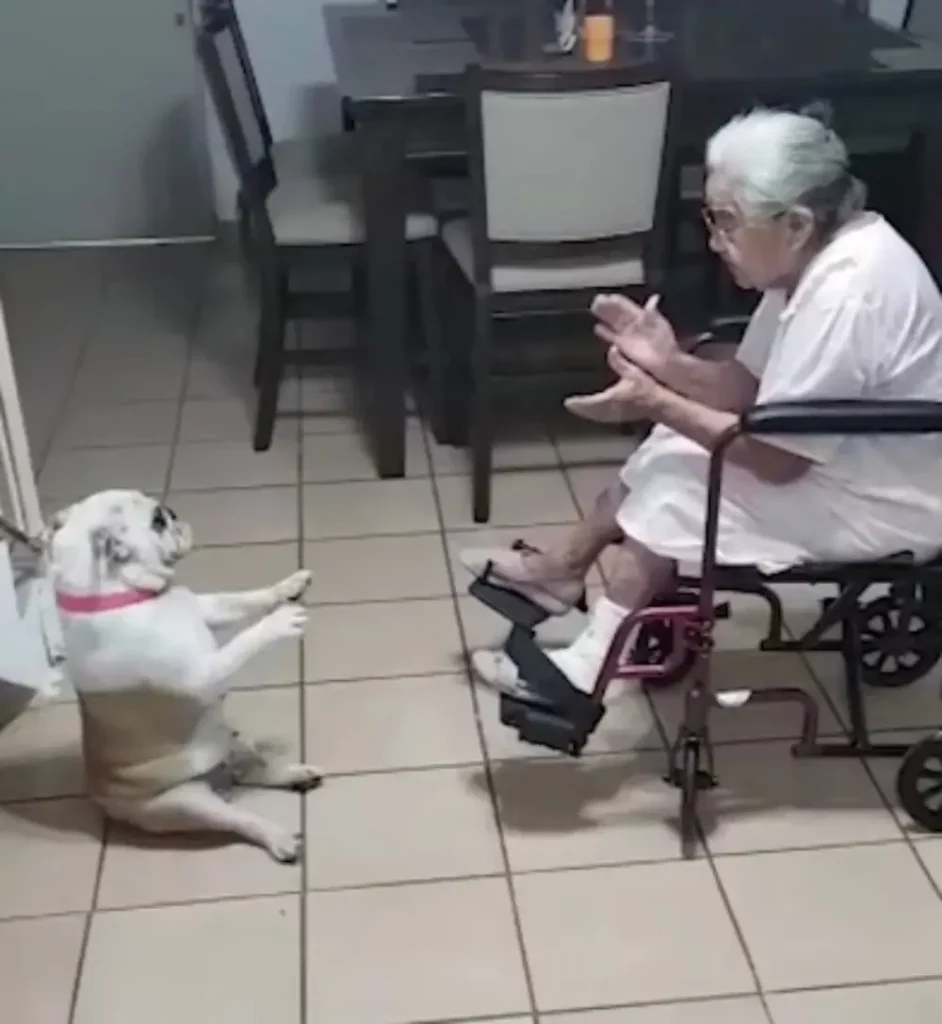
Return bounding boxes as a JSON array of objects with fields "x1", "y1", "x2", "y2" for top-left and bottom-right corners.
[
  {"x1": 432, "y1": 62, "x2": 680, "y2": 522},
  {"x1": 196, "y1": 2, "x2": 440, "y2": 451}
]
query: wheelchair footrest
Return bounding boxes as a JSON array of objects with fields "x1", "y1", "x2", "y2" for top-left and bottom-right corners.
[
  {"x1": 498, "y1": 624, "x2": 605, "y2": 756},
  {"x1": 499, "y1": 690, "x2": 605, "y2": 757},
  {"x1": 469, "y1": 577, "x2": 551, "y2": 629}
]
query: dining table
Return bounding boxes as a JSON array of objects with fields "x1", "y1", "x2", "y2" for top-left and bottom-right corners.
[{"x1": 325, "y1": 0, "x2": 942, "y2": 479}]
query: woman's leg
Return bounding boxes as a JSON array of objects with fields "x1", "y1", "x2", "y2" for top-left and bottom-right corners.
[
  {"x1": 460, "y1": 481, "x2": 626, "y2": 614},
  {"x1": 471, "y1": 531, "x2": 675, "y2": 698}
]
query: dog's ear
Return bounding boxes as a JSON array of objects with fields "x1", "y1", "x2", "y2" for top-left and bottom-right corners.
[{"x1": 89, "y1": 524, "x2": 131, "y2": 564}]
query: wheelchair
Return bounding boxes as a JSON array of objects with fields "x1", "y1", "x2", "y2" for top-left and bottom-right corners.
[{"x1": 468, "y1": 398, "x2": 942, "y2": 858}]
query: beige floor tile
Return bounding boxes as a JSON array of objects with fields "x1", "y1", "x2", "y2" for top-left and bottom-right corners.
[
  {"x1": 706, "y1": 739, "x2": 900, "y2": 855},
  {"x1": 808, "y1": 651, "x2": 942, "y2": 732},
  {"x1": 0, "y1": 701, "x2": 84, "y2": 802},
  {"x1": 429, "y1": 433, "x2": 559, "y2": 475},
  {"x1": 299, "y1": 370, "x2": 357, "y2": 417},
  {"x1": 437, "y1": 469, "x2": 578, "y2": 529},
  {"x1": 916, "y1": 840, "x2": 942, "y2": 886},
  {"x1": 302, "y1": 423, "x2": 429, "y2": 482},
  {"x1": 74, "y1": 895, "x2": 299, "y2": 1024},
  {"x1": 716, "y1": 843, "x2": 942, "y2": 991},
  {"x1": 55, "y1": 399, "x2": 178, "y2": 449},
  {"x1": 170, "y1": 437, "x2": 299, "y2": 491},
  {"x1": 167, "y1": 486, "x2": 299, "y2": 546},
  {"x1": 302, "y1": 478, "x2": 439, "y2": 538},
  {"x1": 565, "y1": 465, "x2": 618, "y2": 516},
  {"x1": 175, "y1": 541, "x2": 298, "y2": 594},
  {"x1": 39, "y1": 444, "x2": 171, "y2": 499},
  {"x1": 767, "y1": 979, "x2": 942, "y2": 1024},
  {"x1": 304, "y1": 674, "x2": 482, "y2": 773},
  {"x1": 71, "y1": 357, "x2": 186, "y2": 404},
  {"x1": 478, "y1": 679, "x2": 663, "y2": 760},
  {"x1": 178, "y1": 397, "x2": 301, "y2": 443},
  {"x1": 0, "y1": 913, "x2": 86, "y2": 1023},
  {"x1": 515, "y1": 862, "x2": 755, "y2": 1011},
  {"x1": 185, "y1": 349, "x2": 254, "y2": 400},
  {"x1": 302, "y1": 534, "x2": 450, "y2": 603},
  {"x1": 551, "y1": 997, "x2": 768, "y2": 1023},
  {"x1": 306, "y1": 877, "x2": 530, "y2": 1023},
  {"x1": 98, "y1": 789, "x2": 302, "y2": 909},
  {"x1": 305, "y1": 598, "x2": 463, "y2": 681},
  {"x1": 307, "y1": 765, "x2": 503, "y2": 887},
  {"x1": 0, "y1": 799, "x2": 102, "y2": 918},
  {"x1": 231, "y1": 641, "x2": 303, "y2": 690},
  {"x1": 651, "y1": 651, "x2": 842, "y2": 745},
  {"x1": 445, "y1": 522, "x2": 604, "y2": 591},
  {"x1": 493, "y1": 751, "x2": 693, "y2": 871}
]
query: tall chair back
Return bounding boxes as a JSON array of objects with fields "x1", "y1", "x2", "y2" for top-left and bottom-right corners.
[{"x1": 465, "y1": 62, "x2": 679, "y2": 288}]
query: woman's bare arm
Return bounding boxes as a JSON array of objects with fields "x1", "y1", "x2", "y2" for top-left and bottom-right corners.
[{"x1": 651, "y1": 350, "x2": 759, "y2": 413}]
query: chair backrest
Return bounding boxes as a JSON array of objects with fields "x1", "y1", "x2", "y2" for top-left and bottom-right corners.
[
  {"x1": 204, "y1": 0, "x2": 275, "y2": 151},
  {"x1": 196, "y1": 2, "x2": 280, "y2": 271},
  {"x1": 466, "y1": 63, "x2": 676, "y2": 249},
  {"x1": 196, "y1": 2, "x2": 274, "y2": 195}
]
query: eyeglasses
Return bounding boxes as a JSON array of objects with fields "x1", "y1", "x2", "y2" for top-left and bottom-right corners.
[
  {"x1": 701, "y1": 205, "x2": 742, "y2": 238},
  {"x1": 701, "y1": 205, "x2": 787, "y2": 238}
]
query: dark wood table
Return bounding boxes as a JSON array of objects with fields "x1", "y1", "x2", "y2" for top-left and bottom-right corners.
[{"x1": 326, "y1": 0, "x2": 942, "y2": 479}]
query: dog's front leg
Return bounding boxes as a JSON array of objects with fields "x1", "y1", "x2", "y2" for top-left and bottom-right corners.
[
  {"x1": 197, "y1": 570, "x2": 312, "y2": 628},
  {"x1": 194, "y1": 603, "x2": 307, "y2": 701}
]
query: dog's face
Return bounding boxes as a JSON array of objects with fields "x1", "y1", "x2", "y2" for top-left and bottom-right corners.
[{"x1": 48, "y1": 489, "x2": 192, "y2": 591}]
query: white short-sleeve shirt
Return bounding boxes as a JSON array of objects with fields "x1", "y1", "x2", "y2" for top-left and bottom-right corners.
[{"x1": 733, "y1": 213, "x2": 942, "y2": 529}]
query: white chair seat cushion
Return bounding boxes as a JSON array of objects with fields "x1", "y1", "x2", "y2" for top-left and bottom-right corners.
[
  {"x1": 441, "y1": 218, "x2": 645, "y2": 293},
  {"x1": 267, "y1": 166, "x2": 437, "y2": 247}
]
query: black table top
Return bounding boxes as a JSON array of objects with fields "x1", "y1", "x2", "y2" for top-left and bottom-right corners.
[{"x1": 326, "y1": 0, "x2": 942, "y2": 110}]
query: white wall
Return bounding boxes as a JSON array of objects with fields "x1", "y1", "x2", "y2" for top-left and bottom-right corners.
[
  {"x1": 207, "y1": 0, "x2": 364, "y2": 219},
  {"x1": 871, "y1": 0, "x2": 910, "y2": 29}
]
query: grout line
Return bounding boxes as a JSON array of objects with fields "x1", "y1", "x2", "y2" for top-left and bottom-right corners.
[
  {"x1": 0, "y1": 832, "x2": 932, "y2": 925},
  {"x1": 293, "y1": 348, "x2": 309, "y2": 1024},
  {"x1": 162, "y1": 256, "x2": 214, "y2": 500},
  {"x1": 65, "y1": 819, "x2": 109, "y2": 1024},
  {"x1": 33, "y1": 255, "x2": 114, "y2": 477},
  {"x1": 422, "y1": 428, "x2": 542, "y2": 1022},
  {"x1": 699, "y1": 830, "x2": 776, "y2": 1022}
]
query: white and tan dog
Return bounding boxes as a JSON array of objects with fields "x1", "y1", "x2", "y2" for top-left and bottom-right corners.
[{"x1": 46, "y1": 489, "x2": 320, "y2": 863}]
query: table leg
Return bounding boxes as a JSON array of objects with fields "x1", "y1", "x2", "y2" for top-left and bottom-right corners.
[
  {"x1": 358, "y1": 116, "x2": 409, "y2": 479},
  {"x1": 917, "y1": 119, "x2": 942, "y2": 285}
]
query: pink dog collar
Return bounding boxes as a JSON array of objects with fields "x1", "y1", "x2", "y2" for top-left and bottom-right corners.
[{"x1": 56, "y1": 588, "x2": 161, "y2": 614}]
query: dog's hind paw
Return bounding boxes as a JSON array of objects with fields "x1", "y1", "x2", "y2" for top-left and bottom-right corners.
[
  {"x1": 265, "y1": 829, "x2": 304, "y2": 864},
  {"x1": 284, "y1": 763, "x2": 324, "y2": 793},
  {"x1": 274, "y1": 570, "x2": 313, "y2": 604}
]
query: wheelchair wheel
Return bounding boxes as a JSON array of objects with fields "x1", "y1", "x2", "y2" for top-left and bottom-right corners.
[
  {"x1": 679, "y1": 740, "x2": 702, "y2": 860},
  {"x1": 634, "y1": 619, "x2": 696, "y2": 688},
  {"x1": 896, "y1": 734, "x2": 942, "y2": 834},
  {"x1": 857, "y1": 589, "x2": 942, "y2": 689}
]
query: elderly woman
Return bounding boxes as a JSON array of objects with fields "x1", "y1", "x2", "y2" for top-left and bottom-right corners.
[{"x1": 466, "y1": 106, "x2": 942, "y2": 699}]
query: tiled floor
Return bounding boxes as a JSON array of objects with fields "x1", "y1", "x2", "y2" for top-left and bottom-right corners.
[{"x1": 2, "y1": 245, "x2": 942, "y2": 1023}]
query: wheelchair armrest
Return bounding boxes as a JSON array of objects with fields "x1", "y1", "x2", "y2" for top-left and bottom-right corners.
[{"x1": 741, "y1": 399, "x2": 942, "y2": 437}]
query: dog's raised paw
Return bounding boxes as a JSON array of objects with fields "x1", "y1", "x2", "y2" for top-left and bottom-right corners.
[
  {"x1": 266, "y1": 830, "x2": 304, "y2": 864},
  {"x1": 275, "y1": 570, "x2": 313, "y2": 604}
]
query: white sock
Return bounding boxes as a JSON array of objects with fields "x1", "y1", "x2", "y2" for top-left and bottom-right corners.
[{"x1": 548, "y1": 595, "x2": 635, "y2": 696}]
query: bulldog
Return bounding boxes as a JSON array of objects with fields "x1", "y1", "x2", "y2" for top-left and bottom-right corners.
[{"x1": 46, "y1": 489, "x2": 320, "y2": 863}]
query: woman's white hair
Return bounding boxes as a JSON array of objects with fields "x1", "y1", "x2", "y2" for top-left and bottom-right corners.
[{"x1": 705, "y1": 105, "x2": 866, "y2": 226}]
